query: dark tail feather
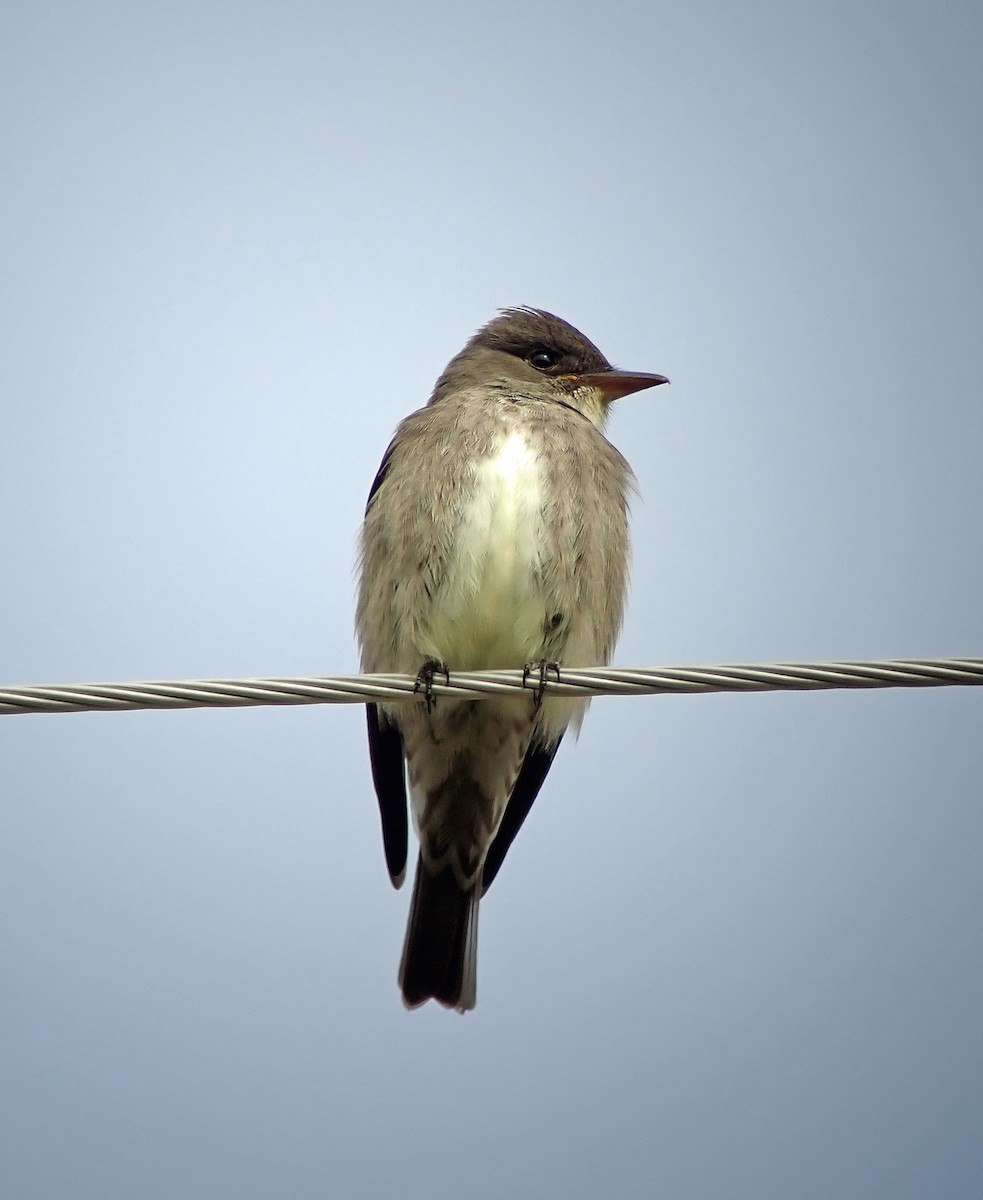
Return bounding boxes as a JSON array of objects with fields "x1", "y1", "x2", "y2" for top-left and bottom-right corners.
[{"x1": 399, "y1": 854, "x2": 479, "y2": 1012}]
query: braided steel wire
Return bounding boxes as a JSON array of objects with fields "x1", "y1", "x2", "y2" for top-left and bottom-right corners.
[{"x1": 1, "y1": 658, "x2": 980, "y2": 716}]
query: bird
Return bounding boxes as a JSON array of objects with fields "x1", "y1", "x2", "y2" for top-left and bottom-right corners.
[{"x1": 355, "y1": 307, "x2": 668, "y2": 1011}]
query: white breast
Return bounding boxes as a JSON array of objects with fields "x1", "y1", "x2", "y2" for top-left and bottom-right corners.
[{"x1": 427, "y1": 433, "x2": 548, "y2": 669}]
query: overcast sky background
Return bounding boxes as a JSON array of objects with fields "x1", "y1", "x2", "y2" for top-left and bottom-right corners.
[{"x1": 2, "y1": 2, "x2": 981, "y2": 1197}]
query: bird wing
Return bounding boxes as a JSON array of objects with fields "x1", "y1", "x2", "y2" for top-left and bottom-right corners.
[
  {"x1": 365, "y1": 438, "x2": 397, "y2": 513},
  {"x1": 481, "y1": 733, "x2": 563, "y2": 894},
  {"x1": 365, "y1": 702, "x2": 408, "y2": 888},
  {"x1": 363, "y1": 441, "x2": 409, "y2": 887}
]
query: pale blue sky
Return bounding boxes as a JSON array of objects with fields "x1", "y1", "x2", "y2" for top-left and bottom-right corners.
[{"x1": 2, "y1": 2, "x2": 981, "y2": 1197}]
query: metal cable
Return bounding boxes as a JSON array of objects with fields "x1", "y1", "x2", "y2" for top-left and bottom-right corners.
[{"x1": 1, "y1": 657, "x2": 980, "y2": 716}]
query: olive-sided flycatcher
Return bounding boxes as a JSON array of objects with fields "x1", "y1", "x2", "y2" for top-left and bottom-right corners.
[{"x1": 356, "y1": 307, "x2": 668, "y2": 1011}]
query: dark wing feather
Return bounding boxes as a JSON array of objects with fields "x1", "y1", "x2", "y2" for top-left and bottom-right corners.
[
  {"x1": 365, "y1": 439, "x2": 396, "y2": 513},
  {"x1": 363, "y1": 440, "x2": 408, "y2": 886},
  {"x1": 481, "y1": 735, "x2": 563, "y2": 894},
  {"x1": 366, "y1": 703, "x2": 408, "y2": 888}
]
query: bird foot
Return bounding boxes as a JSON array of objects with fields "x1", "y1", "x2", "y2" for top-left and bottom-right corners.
[
  {"x1": 415, "y1": 658, "x2": 450, "y2": 714},
  {"x1": 523, "y1": 660, "x2": 561, "y2": 708}
]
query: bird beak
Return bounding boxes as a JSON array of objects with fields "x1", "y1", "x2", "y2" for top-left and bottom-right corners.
[{"x1": 574, "y1": 370, "x2": 670, "y2": 402}]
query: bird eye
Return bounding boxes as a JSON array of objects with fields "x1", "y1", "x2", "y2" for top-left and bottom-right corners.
[{"x1": 528, "y1": 349, "x2": 557, "y2": 370}]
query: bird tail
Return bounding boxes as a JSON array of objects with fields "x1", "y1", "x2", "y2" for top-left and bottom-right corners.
[{"x1": 399, "y1": 854, "x2": 479, "y2": 1012}]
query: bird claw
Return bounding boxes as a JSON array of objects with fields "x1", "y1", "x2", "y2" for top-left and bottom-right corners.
[
  {"x1": 523, "y1": 660, "x2": 560, "y2": 708},
  {"x1": 415, "y1": 659, "x2": 450, "y2": 714}
]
